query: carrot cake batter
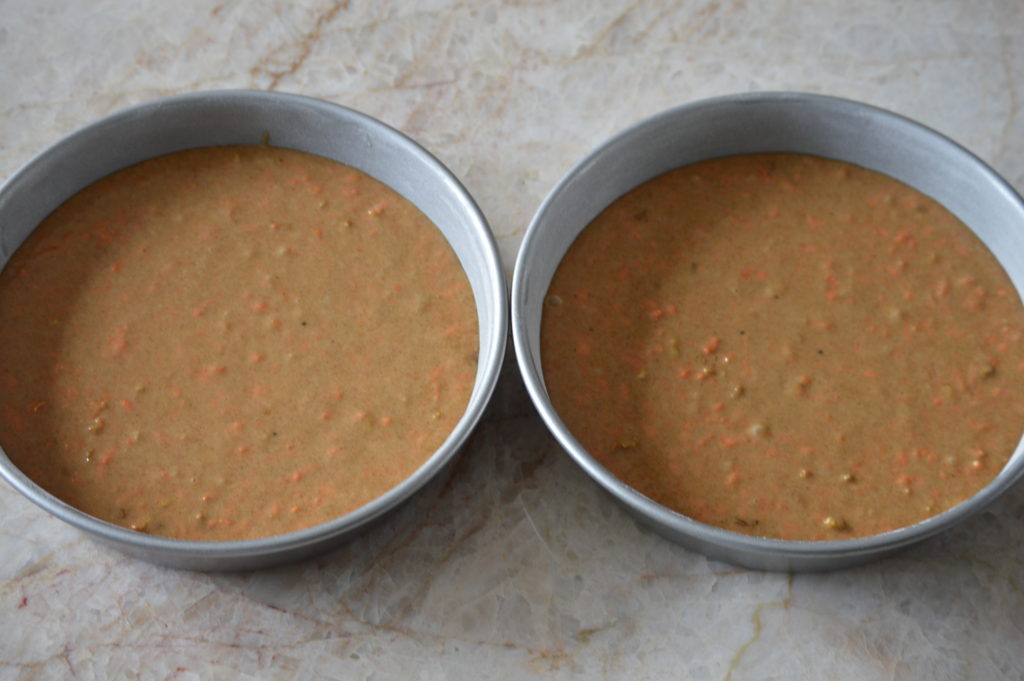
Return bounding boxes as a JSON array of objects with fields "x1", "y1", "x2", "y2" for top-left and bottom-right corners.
[
  {"x1": 542, "y1": 153, "x2": 1024, "y2": 540},
  {"x1": 0, "y1": 145, "x2": 477, "y2": 541}
]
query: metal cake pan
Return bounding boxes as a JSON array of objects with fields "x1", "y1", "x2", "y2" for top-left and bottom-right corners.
[
  {"x1": 512, "y1": 92, "x2": 1024, "y2": 571},
  {"x1": 0, "y1": 90, "x2": 508, "y2": 570}
]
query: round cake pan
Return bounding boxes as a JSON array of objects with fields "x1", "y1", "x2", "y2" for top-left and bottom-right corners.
[
  {"x1": 512, "y1": 91, "x2": 1024, "y2": 572},
  {"x1": 0, "y1": 90, "x2": 507, "y2": 571}
]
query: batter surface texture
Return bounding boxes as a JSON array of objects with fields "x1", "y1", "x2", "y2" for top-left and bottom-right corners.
[
  {"x1": 0, "y1": 145, "x2": 477, "y2": 541},
  {"x1": 542, "y1": 153, "x2": 1024, "y2": 540}
]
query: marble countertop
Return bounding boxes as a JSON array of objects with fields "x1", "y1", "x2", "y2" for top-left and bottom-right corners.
[{"x1": 2, "y1": 1, "x2": 1023, "y2": 679}]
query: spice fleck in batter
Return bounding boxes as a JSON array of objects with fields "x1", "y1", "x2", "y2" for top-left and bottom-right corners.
[
  {"x1": 0, "y1": 146, "x2": 477, "y2": 541},
  {"x1": 542, "y1": 153, "x2": 1024, "y2": 540}
]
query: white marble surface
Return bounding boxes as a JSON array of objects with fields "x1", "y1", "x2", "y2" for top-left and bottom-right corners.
[{"x1": 1, "y1": 1, "x2": 1023, "y2": 679}]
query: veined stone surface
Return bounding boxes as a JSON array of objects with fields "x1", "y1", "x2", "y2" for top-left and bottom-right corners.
[{"x1": 1, "y1": 1, "x2": 1022, "y2": 679}]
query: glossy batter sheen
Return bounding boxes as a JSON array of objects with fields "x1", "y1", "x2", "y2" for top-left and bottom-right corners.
[
  {"x1": 542, "y1": 153, "x2": 1024, "y2": 540},
  {"x1": 0, "y1": 146, "x2": 477, "y2": 541}
]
